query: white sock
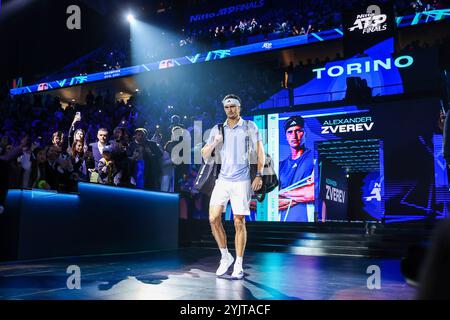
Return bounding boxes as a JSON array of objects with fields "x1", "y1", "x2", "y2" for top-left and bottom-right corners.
[
  {"x1": 235, "y1": 256, "x2": 243, "y2": 268},
  {"x1": 220, "y1": 248, "x2": 229, "y2": 259}
]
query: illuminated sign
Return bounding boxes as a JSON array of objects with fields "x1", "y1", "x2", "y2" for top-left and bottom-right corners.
[
  {"x1": 325, "y1": 179, "x2": 346, "y2": 204},
  {"x1": 365, "y1": 182, "x2": 382, "y2": 201},
  {"x1": 262, "y1": 42, "x2": 273, "y2": 50},
  {"x1": 189, "y1": 0, "x2": 265, "y2": 23},
  {"x1": 313, "y1": 55, "x2": 413, "y2": 79},
  {"x1": 321, "y1": 117, "x2": 374, "y2": 134},
  {"x1": 348, "y1": 5, "x2": 388, "y2": 34}
]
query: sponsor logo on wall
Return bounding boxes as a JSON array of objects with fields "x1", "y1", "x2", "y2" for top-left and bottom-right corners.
[
  {"x1": 189, "y1": 0, "x2": 265, "y2": 23},
  {"x1": 348, "y1": 5, "x2": 388, "y2": 34},
  {"x1": 342, "y1": 2, "x2": 396, "y2": 57},
  {"x1": 365, "y1": 182, "x2": 382, "y2": 201}
]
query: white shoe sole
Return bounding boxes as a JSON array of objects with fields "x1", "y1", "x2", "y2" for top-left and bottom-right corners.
[{"x1": 231, "y1": 273, "x2": 244, "y2": 280}]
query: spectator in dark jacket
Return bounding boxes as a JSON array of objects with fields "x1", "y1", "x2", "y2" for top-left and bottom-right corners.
[
  {"x1": 128, "y1": 128, "x2": 163, "y2": 190},
  {"x1": 89, "y1": 128, "x2": 109, "y2": 169}
]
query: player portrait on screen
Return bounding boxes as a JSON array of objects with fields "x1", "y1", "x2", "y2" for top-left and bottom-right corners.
[{"x1": 278, "y1": 116, "x2": 315, "y2": 222}]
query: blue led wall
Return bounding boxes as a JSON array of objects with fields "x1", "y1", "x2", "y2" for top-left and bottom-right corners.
[{"x1": 0, "y1": 183, "x2": 179, "y2": 261}]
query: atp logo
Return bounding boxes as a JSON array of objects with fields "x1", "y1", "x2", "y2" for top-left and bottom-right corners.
[
  {"x1": 365, "y1": 182, "x2": 381, "y2": 201},
  {"x1": 348, "y1": 5, "x2": 388, "y2": 34},
  {"x1": 262, "y1": 42, "x2": 273, "y2": 50}
]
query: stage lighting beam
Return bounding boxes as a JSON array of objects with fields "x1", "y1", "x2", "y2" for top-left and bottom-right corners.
[{"x1": 127, "y1": 14, "x2": 135, "y2": 23}]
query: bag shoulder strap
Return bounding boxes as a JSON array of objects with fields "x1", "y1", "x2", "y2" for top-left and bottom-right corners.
[
  {"x1": 218, "y1": 123, "x2": 224, "y2": 143},
  {"x1": 244, "y1": 119, "x2": 255, "y2": 152},
  {"x1": 244, "y1": 120, "x2": 254, "y2": 140},
  {"x1": 210, "y1": 123, "x2": 224, "y2": 159},
  {"x1": 244, "y1": 120, "x2": 249, "y2": 131},
  {"x1": 244, "y1": 120, "x2": 256, "y2": 167}
]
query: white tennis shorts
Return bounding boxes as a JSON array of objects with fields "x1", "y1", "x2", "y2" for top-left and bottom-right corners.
[{"x1": 210, "y1": 179, "x2": 252, "y2": 216}]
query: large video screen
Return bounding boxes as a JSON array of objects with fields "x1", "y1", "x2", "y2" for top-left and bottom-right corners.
[
  {"x1": 189, "y1": 98, "x2": 442, "y2": 223},
  {"x1": 257, "y1": 38, "x2": 439, "y2": 109},
  {"x1": 248, "y1": 106, "x2": 381, "y2": 222}
]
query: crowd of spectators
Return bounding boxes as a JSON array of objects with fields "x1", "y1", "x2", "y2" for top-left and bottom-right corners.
[
  {"x1": 406, "y1": 0, "x2": 448, "y2": 12},
  {"x1": 1, "y1": 31, "x2": 449, "y2": 205},
  {"x1": 156, "y1": 0, "x2": 447, "y2": 56},
  {"x1": 37, "y1": 0, "x2": 449, "y2": 84},
  {"x1": 0, "y1": 58, "x2": 281, "y2": 201}
]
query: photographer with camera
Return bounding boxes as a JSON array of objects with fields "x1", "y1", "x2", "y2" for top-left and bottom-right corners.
[{"x1": 67, "y1": 112, "x2": 88, "y2": 154}]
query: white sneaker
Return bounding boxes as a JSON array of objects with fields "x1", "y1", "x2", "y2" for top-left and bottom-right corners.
[
  {"x1": 231, "y1": 266, "x2": 244, "y2": 280},
  {"x1": 216, "y1": 252, "x2": 234, "y2": 276}
]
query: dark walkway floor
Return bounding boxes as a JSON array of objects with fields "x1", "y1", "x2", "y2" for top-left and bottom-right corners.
[{"x1": 0, "y1": 248, "x2": 416, "y2": 300}]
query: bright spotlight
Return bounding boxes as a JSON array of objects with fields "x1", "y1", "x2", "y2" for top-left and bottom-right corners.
[{"x1": 127, "y1": 14, "x2": 135, "y2": 23}]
